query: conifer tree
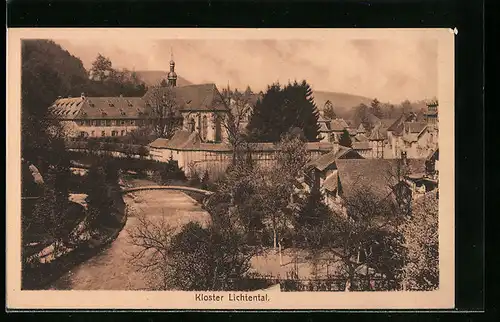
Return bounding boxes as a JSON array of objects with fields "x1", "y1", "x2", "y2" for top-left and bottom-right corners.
[
  {"x1": 339, "y1": 129, "x2": 352, "y2": 147},
  {"x1": 247, "y1": 80, "x2": 320, "y2": 142}
]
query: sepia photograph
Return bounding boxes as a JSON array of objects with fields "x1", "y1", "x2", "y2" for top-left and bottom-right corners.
[{"x1": 7, "y1": 28, "x2": 454, "y2": 310}]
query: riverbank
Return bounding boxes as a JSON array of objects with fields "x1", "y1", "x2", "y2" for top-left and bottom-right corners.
[{"x1": 21, "y1": 184, "x2": 128, "y2": 290}]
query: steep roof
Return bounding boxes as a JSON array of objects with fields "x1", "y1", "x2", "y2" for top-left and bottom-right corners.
[
  {"x1": 149, "y1": 131, "x2": 202, "y2": 150},
  {"x1": 323, "y1": 171, "x2": 338, "y2": 192},
  {"x1": 306, "y1": 146, "x2": 363, "y2": 171},
  {"x1": 143, "y1": 83, "x2": 229, "y2": 112},
  {"x1": 387, "y1": 112, "x2": 418, "y2": 135},
  {"x1": 354, "y1": 134, "x2": 369, "y2": 142},
  {"x1": 49, "y1": 96, "x2": 147, "y2": 120},
  {"x1": 330, "y1": 118, "x2": 349, "y2": 132},
  {"x1": 318, "y1": 122, "x2": 331, "y2": 132},
  {"x1": 335, "y1": 159, "x2": 426, "y2": 199},
  {"x1": 404, "y1": 122, "x2": 427, "y2": 134},
  {"x1": 369, "y1": 126, "x2": 387, "y2": 141}
]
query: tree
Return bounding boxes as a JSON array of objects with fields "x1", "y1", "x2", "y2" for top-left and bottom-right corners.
[
  {"x1": 401, "y1": 99, "x2": 413, "y2": 114},
  {"x1": 257, "y1": 133, "x2": 309, "y2": 263},
  {"x1": 388, "y1": 104, "x2": 396, "y2": 118},
  {"x1": 371, "y1": 98, "x2": 383, "y2": 118},
  {"x1": 143, "y1": 85, "x2": 183, "y2": 138},
  {"x1": 127, "y1": 216, "x2": 259, "y2": 291},
  {"x1": 323, "y1": 101, "x2": 337, "y2": 120},
  {"x1": 247, "y1": 80, "x2": 320, "y2": 142},
  {"x1": 339, "y1": 129, "x2": 352, "y2": 147},
  {"x1": 216, "y1": 86, "x2": 255, "y2": 164},
  {"x1": 89, "y1": 54, "x2": 113, "y2": 81},
  {"x1": 302, "y1": 187, "x2": 405, "y2": 291},
  {"x1": 400, "y1": 192, "x2": 439, "y2": 291},
  {"x1": 85, "y1": 165, "x2": 114, "y2": 233}
]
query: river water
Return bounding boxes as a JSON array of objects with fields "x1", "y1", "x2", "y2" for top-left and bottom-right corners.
[{"x1": 49, "y1": 179, "x2": 210, "y2": 290}]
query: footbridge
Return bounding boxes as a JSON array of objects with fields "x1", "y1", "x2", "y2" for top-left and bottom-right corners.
[
  {"x1": 121, "y1": 185, "x2": 215, "y2": 207},
  {"x1": 121, "y1": 185, "x2": 214, "y2": 197}
]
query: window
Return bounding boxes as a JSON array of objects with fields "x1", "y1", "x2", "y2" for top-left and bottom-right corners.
[
  {"x1": 120, "y1": 120, "x2": 125, "y2": 125},
  {"x1": 91, "y1": 130, "x2": 95, "y2": 137},
  {"x1": 79, "y1": 120, "x2": 85, "y2": 126},
  {"x1": 101, "y1": 131, "x2": 106, "y2": 137},
  {"x1": 130, "y1": 120, "x2": 135, "y2": 126},
  {"x1": 189, "y1": 118, "x2": 196, "y2": 133},
  {"x1": 111, "y1": 131, "x2": 117, "y2": 137},
  {"x1": 92, "y1": 120, "x2": 97, "y2": 126},
  {"x1": 111, "y1": 120, "x2": 117, "y2": 126},
  {"x1": 84, "y1": 120, "x2": 90, "y2": 126},
  {"x1": 80, "y1": 131, "x2": 87, "y2": 138},
  {"x1": 201, "y1": 115, "x2": 208, "y2": 140},
  {"x1": 106, "y1": 120, "x2": 111, "y2": 126},
  {"x1": 101, "y1": 120, "x2": 106, "y2": 126},
  {"x1": 121, "y1": 130, "x2": 125, "y2": 136}
]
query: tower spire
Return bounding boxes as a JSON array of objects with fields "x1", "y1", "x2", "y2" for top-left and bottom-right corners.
[{"x1": 167, "y1": 47, "x2": 177, "y2": 87}]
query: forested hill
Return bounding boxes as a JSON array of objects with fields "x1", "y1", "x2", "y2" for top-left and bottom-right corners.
[
  {"x1": 312, "y1": 90, "x2": 374, "y2": 118},
  {"x1": 22, "y1": 39, "x2": 148, "y2": 114},
  {"x1": 22, "y1": 40, "x2": 89, "y2": 114}
]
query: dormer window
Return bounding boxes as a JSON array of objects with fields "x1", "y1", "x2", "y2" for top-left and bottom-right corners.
[
  {"x1": 102, "y1": 112, "x2": 107, "y2": 117},
  {"x1": 108, "y1": 100, "x2": 115, "y2": 107}
]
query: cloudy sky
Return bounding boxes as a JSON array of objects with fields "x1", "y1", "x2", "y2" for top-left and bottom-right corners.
[{"x1": 55, "y1": 37, "x2": 437, "y2": 103}]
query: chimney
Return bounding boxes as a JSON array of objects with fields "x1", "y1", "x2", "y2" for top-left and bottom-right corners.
[
  {"x1": 57, "y1": 95, "x2": 62, "y2": 99},
  {"x1": 119, "y1": 94, "x2": 123, "y2": 98},
  {"x1": 81, "y1": 92, "x2": 86, "y2": 99}
]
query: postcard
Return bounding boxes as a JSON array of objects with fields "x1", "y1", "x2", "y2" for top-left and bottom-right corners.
[{"x1": 7, "y1": 28, "x2": 454, "y2": 310}]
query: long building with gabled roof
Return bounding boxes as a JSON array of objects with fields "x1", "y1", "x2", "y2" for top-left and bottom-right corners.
[{"x1": 49, "y1": 57, "x2": 230, "y2": 143}]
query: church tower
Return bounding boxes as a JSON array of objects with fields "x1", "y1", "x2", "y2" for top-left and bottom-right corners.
[{"x1": 167, "y1": 49, "x2": 177, "y2": 87}]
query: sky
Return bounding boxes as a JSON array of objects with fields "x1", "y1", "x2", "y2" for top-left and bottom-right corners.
[{"x1": 55, "y1": 37, "x2": 438, "y2": 103}]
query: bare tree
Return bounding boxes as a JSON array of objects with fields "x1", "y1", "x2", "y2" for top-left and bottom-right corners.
[
  {"x1": 216, "y1": 87, "x2": 255, "y2": 165},
  {"x1": 127, "y1": 212, "x2": 259, "y2": 291},
  {"x1": 400, "y1": 191, "x2": 439, "y2": 291},
  {"x1": 144, "y1": 85, "x2": 182, "y2": 139},
  {"x1": 303, "y1": 186, "x2": 405, "y2": 291}
]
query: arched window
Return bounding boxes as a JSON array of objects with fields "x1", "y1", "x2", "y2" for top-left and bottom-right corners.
[
  {"x1": 202, "y1": 115, "x2": 208, "y2": 140},
  {"x1": 189, "y1": 118, "x2": 196, "y2": 133},
  {"x1": 214, "y1": 115, "x2": 222, "y2": 142}
]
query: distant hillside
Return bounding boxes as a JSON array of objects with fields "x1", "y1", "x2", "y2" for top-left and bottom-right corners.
[
  {"x1": 312, "y1": 90, "x2": 428, "y2": 121},
  {"x1": 134, "y1": 70, "x2": 193, "y2": 87},
  {"x1": 312, "y1": 90, "x2": 374, "y2": 119}
]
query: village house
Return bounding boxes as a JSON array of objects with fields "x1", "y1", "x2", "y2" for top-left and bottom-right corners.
[
  {"x1": 303, "y1": 147, "x2": 434, "y2": 213},
  {"x1": 386, "y1": 102, "x2": 439, "y2": 159},
  {"x1": 149, "y1": 130, "x2": 337, "y2": 177}
]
